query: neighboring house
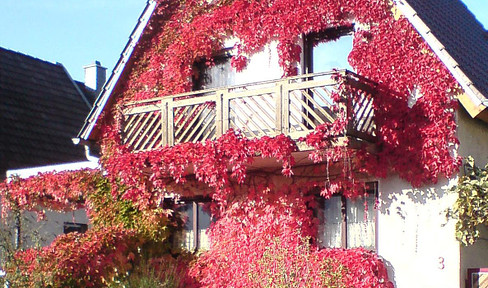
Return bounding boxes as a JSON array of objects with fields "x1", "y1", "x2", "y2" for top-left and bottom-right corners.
[
  {"x1": 76, "y1": 1, "x2": 488, "y2": 287},
  {"x1": 0, "y1": 47, "x2": 104, "y2": 246}
]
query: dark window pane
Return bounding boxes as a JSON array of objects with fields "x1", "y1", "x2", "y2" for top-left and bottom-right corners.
[
  {"x1": 198, "y1": 203, "x2": 211, "y2": 250},
  {"x1": 63, "y1": 222, "x2": 88, "y2": 234},
  {"x1": 175, "y1": 203, "x2": 195, "y2": 251},
  {"x1": 193, "y1": 56, "x2": 235, "y2": 90}
]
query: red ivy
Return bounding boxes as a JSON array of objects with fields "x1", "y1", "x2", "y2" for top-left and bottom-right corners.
[
  {"x1": 0, "y1": 169, "x2": 101, "y2": 219},
  {"x1": 6, "y1": 226, "x2": 139, "y2": 288},
  {"x1": 108, "y1": 0, "x2": 460, "y2": 189}
]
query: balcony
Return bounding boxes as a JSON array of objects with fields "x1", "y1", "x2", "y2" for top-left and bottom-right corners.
[{"x1": 121, "y1": 70, "x2": 376, "y2": 152}]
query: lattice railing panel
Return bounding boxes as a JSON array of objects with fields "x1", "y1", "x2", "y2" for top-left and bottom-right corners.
[
  {"x1": 349, "y1": 89, "x2": 376, "y2": 141},
  {"x1": 123, "y1": 108, "x2": 163, "y2": 151},
  {"x1": 173, "y1": 102, "x2": 216, "y2": 144},
  {"x1": 288, "y1": 84, "x2": 338, "y2": 135},
  {"x1": 229, "y1": 93, "x2": 277, "y2": 139}
]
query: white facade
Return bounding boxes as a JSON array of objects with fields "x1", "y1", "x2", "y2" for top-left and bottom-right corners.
[
  {"x1": 232, "y1": 41, "x2": 284, "y2": 85},
  {"x1": 377, "y1": 108, "x2": 488, "y2": 288},
  {"x1": 378, "y1": 177, "x2": 460, "y2": 287}
]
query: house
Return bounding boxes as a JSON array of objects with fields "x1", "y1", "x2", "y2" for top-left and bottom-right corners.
[
  {"x1": 0, "y1": 47, "x2": 104, "y2": 247},
  {"x1": 75, "y1": 0, "x2": 488, "y2": 287}
]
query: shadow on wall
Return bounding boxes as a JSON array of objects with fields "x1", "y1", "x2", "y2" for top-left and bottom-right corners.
[
  {"x1": 378, "y1": 178, "x2": 452, "y2": 216},
  {"x1": 383, "y1": 258, "x2": 397, "y2": 287}
]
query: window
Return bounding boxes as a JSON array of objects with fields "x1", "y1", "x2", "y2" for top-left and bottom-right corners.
[
  {"x1": 467, "y1": 268, "x2": 488, "y2": 288},
  {"x1": 300, "y1": 26, "x2": 355, "y2": 128},
  {"x1": 304, "y1": 26, "x2": 354, "y2": 74},
  {"x1": 316, "y1": 182, "x2": 377, "y2": 250},
  {"x1": 63, "y1": 222, "x2": 88, "y2": 234},
  {"x1": 174, "y1": 201, "x2": 212, "y2": 251},
  {"x1": 192, "y1": 51, "x2": 235, "y2": 91}
]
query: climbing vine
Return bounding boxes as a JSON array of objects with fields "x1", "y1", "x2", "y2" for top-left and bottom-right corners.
[
  {"x1": 106, "y1": 0, "x2": 460, "y2": 190},
  {"x1": 451, "y1": 156, "x2": 488, "y2": 245},
  {"x1": 4, "y1": 226, "x2": 140, "y2": 287},
  {"x1": 0, "y1": 0, "x2": 465, "y2": 286},
  {"x1": 0, "y1": 169, "x2": 100, "y2": 219}
]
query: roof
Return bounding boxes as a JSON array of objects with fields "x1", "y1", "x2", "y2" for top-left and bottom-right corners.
[
  {"x1": 0, "y1": 47, "x2": 94, "y2": 175},
  {"x1": 75, "y1": 80, "x2": 98, "y2": 104},
  {"x1": 78, "y1": 0, "x2": 488, "y2": 142},
  {"x1": 397, "y1": 0, "x2": 488, "y2": 118}
]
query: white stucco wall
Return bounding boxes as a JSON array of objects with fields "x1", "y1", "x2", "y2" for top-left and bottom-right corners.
[
  {"x1": 457, "y1": 107, "x2": 488, "y2": 287},
  {"x1": 377, "y1": 107, "x2": 488, "y2": 288},
  {"x1": 233, "y1": 41, "x2": 284, "y2": 85},
  {"x1": 377, "y1": 176, "x2": 460, "y2": 288}
]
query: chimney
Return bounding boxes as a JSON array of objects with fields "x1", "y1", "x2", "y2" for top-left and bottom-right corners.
[{"x1": 83, "y1": 61, "x2": 107, "y2": 96}]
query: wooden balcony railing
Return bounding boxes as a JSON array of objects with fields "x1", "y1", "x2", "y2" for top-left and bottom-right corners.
[{"x1": 122, "y1": 70, "x2": 376, "y2": 152}]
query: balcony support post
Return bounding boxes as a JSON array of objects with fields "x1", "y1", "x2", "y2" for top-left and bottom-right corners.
[
  {"x1": 160, "y1": 101, "x2": 168, "y2": 146},
  {"x1": 215, "y1": 90, "x2": 224, "y2": 138},
  {"x1": 167, "y1": 100, "x2": 174, "y2": 146},
  {"x1": 275, "y1": 82, "x2": 283, "y2": 135},
  {"x1": 281, "y1": 80, "x2": 290, "y2": 135},
  {"x1": 222, "y1": 90, "x2": 230, "y2": 134}
]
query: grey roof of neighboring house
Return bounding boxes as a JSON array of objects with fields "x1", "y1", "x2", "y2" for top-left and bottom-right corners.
[
  {"x1": 405, "y1": 0, "x2": 488, "y2": 99},
  {"x1": 0, "y1": 47, "x2": 94, "y2": 175}
]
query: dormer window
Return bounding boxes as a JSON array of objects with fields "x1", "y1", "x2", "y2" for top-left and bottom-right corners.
[{"x1": 304, "y1": 26, "x2": 354, "y2": 74}]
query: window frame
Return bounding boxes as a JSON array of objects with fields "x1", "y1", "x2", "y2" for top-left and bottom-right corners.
[
  {"x1": 174, "y1": 198, "x2": 212, "y2": 252},
  {"x1": 316, "y1": 181, "x2": 378, "y2": 250},
  {"x1": 466, "y1": 268, "x2": 488, "y2": 288},
  {"x1": 303, "y1": 25, "x2": 355, "y2": 74}
]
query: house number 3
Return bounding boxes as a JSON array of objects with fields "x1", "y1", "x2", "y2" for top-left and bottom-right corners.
[{"x1": 438, "y1": 257, "x2": 445, "y2": 270}]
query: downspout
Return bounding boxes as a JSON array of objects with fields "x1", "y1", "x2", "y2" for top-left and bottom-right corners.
[
  {"x1": 14, "y1": 209, "x2": 21, "y2": 250},
  {"x1": 71, "y1": 138, "x2": 99, "y2": 163},
  {"x1": 83, "y1": 145, "x2": 99, "y2": 163}
]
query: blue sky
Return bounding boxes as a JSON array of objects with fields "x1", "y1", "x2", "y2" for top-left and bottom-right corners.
[
  {"x1": 0, "y1": 1, "x2": 486, "y2": 82},
  {"x1": 0, "y1": 0, "x2": 143, "y2": 81}
]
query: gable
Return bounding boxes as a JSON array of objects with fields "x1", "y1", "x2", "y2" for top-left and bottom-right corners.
[
  {"x1": 78, "y1": 0, "x2": 488, "y2": 144},
  {"x1": 77, "y1": 1, "x2": 157, "y2": 142}
]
